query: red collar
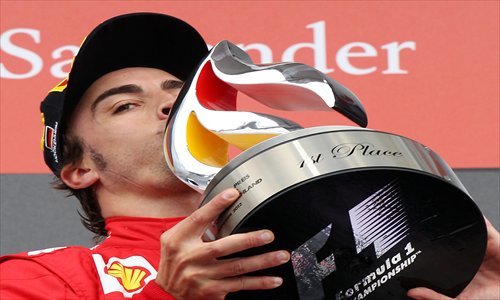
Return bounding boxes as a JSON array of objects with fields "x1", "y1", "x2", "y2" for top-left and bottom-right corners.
[{"x1": 101, "y1": 216, "x2": 186, "y2": 249}]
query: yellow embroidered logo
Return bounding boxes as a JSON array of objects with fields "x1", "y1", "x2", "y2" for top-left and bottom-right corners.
[
  {"x1": 92, "y1": 255, "x2": 157, "y2": 297},
  {"x1": 49, "y1": 78, "x2": 68, "y2": 93},
  {"x1": 40, "y1": 113, "x2": 45, "y2": 151},
  {"x1": 105, "y1": 262, "x2": 150, "y2": 292}
]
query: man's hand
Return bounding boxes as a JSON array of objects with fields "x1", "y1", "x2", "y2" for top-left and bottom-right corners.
[
  {"x1": 155, "y1": 188, "x2": 290, "y2": 300},
  {"x1": 407, "y1": 217, "x2": 500, "y2": 300}
]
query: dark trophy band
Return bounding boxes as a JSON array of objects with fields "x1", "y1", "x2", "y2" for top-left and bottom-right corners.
[{"x1": 164, "y1": 40, "x2": 487, "y2": 300}]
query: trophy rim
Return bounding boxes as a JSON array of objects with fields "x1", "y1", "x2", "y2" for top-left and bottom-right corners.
[
  {"x1": 202, "y1": 126, "x2": 370, "y2": 198},
  {"x1": 201, "y1": 125, "x2": 465, "y2": 206}
]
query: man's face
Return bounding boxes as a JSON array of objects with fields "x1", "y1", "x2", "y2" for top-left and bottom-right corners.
[{"x1": 66, "y1": 67, "x2": 187, "y2": 195}]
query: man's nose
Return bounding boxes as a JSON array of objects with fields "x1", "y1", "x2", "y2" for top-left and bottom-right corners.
[{"x1": 158, "y1": 101, "x2": 172, "y2": 120}]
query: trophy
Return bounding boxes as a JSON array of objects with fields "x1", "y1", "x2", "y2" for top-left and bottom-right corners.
[{"x1": 164, "y1": 41, "x2": 487, "y2": 300}]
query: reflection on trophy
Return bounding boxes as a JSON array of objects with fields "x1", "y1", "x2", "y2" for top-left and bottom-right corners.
[{"x1": 164, "y1": 41, "x2": 486, "y2": 300}]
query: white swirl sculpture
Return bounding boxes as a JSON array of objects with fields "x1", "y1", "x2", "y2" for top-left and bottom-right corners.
[{"x1": 164, "y1": 40, "x2": 367, "y2": 192}]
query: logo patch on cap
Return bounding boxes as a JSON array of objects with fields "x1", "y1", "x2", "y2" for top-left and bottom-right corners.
[
  {"x1": 44, "y1": 125, "x2": 55, "y2": 150},
  {"x1": 40, "y1": 110, "x2": 59, "y2": 165},
  {"x1": 43, "y1": 122, "x2": 59, "y2": 163}
]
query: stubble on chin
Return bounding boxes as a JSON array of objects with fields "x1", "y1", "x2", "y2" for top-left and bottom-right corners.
[{"x1": 86, "y1": 135, "x2": 192, "y2": 194}]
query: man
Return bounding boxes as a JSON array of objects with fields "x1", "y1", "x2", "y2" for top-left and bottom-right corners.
[
  {"x1": 0, "y1": 12, "x2": 498, "y2": 300},
  {"x1": 0, "y1": 13, "x2": 288, "y2": 300}
]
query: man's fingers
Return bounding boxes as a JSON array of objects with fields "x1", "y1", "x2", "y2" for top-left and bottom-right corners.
[
  {"x1": 482, "y1": 217, "x2": 500, "y2": 261},
  {"x1": 407, "y1": 287, "x2": 453, "y2": 300},
  {"x1": 223, "y1": 275, "x2": 283, "y2": 293},
  {"x1": 484, "y1": 217, "x2": 500, "y2": 241},
  {"x1": 212, "y1": 250, "x2": 290, "y2": 279},
  {"x1": 201, "y1": 230, "x2": 275, "y2": 259},
  {"x1": 177, "y1": 188, "x2": 240, "y2": 237}
]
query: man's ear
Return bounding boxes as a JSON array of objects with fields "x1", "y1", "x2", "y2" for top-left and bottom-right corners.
[{"x1": 60, "y1": 163, "x2": 99, "y2": 189}]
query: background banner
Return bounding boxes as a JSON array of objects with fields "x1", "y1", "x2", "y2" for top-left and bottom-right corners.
[
  {"x1": 1, "y1": 1, "x2": 499, "y2": 257},
  {"x1": 1, "y1": 1, "x2": 499, "y2": 172}
]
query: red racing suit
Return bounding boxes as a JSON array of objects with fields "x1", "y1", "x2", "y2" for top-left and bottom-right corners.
[{"x1": 0, "y1": 216, "x2": 184, "y2": 299}]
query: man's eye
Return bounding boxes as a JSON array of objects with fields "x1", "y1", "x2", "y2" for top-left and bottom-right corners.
[{"x1": 113, "y1": 103, "x2": 137, "y2": 114}]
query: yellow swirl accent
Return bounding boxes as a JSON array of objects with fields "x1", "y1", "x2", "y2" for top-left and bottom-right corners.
[{"x1": 187, "y1": 112, "x2": 228, "y2": 167}]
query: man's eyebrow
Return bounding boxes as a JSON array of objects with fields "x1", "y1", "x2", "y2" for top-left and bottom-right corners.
[
  {"x1": 91, "y1": 84, "x2": 143, "y2": 113},
  {"x1": 90, "y1": 79, "x2": 184, "y2": 113},
  {"x1": 162, "y1": 79, "x2": 184, "y2": 90}
]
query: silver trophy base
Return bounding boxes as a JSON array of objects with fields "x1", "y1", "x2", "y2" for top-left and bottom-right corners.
[{"x1": 200, "y1": 126, "x2": 486, "y2": 300}]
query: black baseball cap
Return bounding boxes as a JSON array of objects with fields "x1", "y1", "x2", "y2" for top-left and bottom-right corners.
[{"x1": 40, "y1": 12, "x2": 209, "y2": 176}]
